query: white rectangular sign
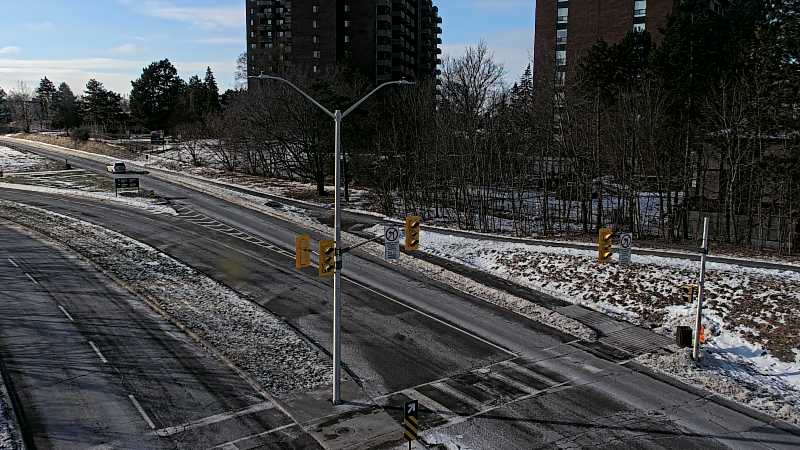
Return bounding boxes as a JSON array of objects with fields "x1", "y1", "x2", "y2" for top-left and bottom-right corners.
[
  {"x1": 620, "y1": 232, "x2": 633, "y2": 266},
  {"x1": 384, "y1": 225, "x2": 400, "y2": 262}
]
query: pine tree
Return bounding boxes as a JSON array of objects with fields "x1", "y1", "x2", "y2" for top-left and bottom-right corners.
[
  {"x1": 53, "y1": 82, "x2": 80, "y2": 129},
  {"x1": 203, "y1": 67, "x2": 221, "y2": 113},
  {"x1": 0, "y1": 87, "x2": 8, "y2": 124},
  {"x1": 82, "y1": 79, "x2": 125, "y2": 133},
  {"x1": 35, "y1": 77, "x2": 57, "y2": 129},
  {"x1": 129, "y1": 59, "x2": 187, "y2": 131}
]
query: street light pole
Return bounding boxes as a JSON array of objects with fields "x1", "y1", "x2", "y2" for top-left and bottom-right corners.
[{"x1": 249, "y1": 74, "x2": 414, "y2": 404}]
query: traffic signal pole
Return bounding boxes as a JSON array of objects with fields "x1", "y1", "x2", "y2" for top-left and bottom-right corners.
[
  {"x1": 249, "y1": 74, "x2": 414, "y2": 405},
  {"x1": 333, "y1": 110, "x2": 343, "y2": 404}
]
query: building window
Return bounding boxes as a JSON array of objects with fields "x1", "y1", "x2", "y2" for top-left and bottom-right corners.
[
  {"x1": 633, "y1": 22, "x2": 646, "y2": 32},
  {"x1": 344, "y1": 4, "x2": 350, "y2": 13},
  {"x1": 313, "y1": 65, "x2": 318, "y2": 73},
  {"x1": 278, "y1": 31, "x2": 285, "y2": 37},
  {"x1": 344, "y1": 20, "x2": 351, "y2": 28},
  {"x1": 556, "y1": 50, "x2": 566, "y2": 66},
  {"x1": 557, "y1": 8, "x2": 568, "y2": 24},
  {"x1": 634, "y1": 0, "x2": 647, "y2": 17},
  {"x1": 313, "y1": 50, "x2": 321, "y2": 59},
  {"x1": 555, "y1": 70, "x2": 566, "y2": 86},
  {"x1": 556, "y1": 29, "x2": 567, "y2": 44},
  {"x1": 313, "y1": 20, "x2": 318, "y2": 29},
  {"x1": 312, "y1": 5, "x2": 319, "y2": 13},
  {"x1": 250, "y1": 43, "x2": 256, "y2": 49},
  {"x1": 313, "y1": 35, "x2": 319, "y2": 44},
  {"x1": 344, "y1": 35, "x2": 350, "y2": 43}
]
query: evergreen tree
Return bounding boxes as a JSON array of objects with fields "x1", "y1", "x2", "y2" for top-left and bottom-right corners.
[
  {"x1": 81, "y1": 79, "x2": 125, "y2": 133},
  {"x1": 186, "y1": 75, "x2": 206, "y2": 122},
  {"x1": 129, "y1": 59, "x2": 187, "y2": 131},
  {"x1": 203, "y1": 66, "x2": 221, "y2": 113},
  {"x1": 0, "y1": 87, "x2": 9, "y2": 124},
  {"x1": 53, "y1": 82, "x2": 80, "y2": 129},
  {"x1": 35, "y1": 77, "x2": 57, "y2": 129}
]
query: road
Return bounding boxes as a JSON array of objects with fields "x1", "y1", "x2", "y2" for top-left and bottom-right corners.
[
  {"x1": 0, "y1": 221, "x2": 318, "y2": 449},
  {"x1": 1, "y1": 137, "x2": 800, "y2": 448}
]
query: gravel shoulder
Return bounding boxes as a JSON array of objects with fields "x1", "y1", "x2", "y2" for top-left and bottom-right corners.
[{"x1": 0, "y1": 200, "x2": 330, "y2": 397}]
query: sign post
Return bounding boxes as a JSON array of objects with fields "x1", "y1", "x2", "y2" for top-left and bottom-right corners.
[
  {"x1": 693, "y1": 217, "x2": 710, "y2": 360},
  {"x1": 384, "y1": 225, "x2": 400, "y2": 262},
  {"x1": 403, "y1": 400, "x2": 418, "y2": 448},
  {"x1": 619, "y1": 232, "x2": 633, "y2": 266}
]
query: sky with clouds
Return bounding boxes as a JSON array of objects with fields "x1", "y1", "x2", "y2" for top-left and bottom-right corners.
[{"x1": 0, "y1": 0, "x2": 535, "y2": 97}]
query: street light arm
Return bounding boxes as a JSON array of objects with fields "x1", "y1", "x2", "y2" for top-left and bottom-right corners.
[
  {"x1": 342, "y1": 80, "x2": 415, "y2": 119},
  {"x1": 249, "y1": 74, "x2": 335, "y2": 118}
]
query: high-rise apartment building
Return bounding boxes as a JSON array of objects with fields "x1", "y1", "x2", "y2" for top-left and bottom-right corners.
[
  {"x1": 533, "y1": 0, "x2": 728, "y2": 88},
  {"x1": 533, "y1": 0, "x2": 675, "y2": 87},
  {"x1": 246, "y1": 0, "x2": 442, "y2": 87}
]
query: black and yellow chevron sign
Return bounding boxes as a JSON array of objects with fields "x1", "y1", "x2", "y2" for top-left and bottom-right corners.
[{"x1": 403, "y1": 400, "x2": 419, "y2": 442}]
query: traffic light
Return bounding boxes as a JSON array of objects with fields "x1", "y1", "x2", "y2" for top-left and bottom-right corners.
[
  {"x1": 295, "y1": 235, "x2": 311, "y2": 269},
  {"x1": 405, "y1": 216, "x2": 421, "y2": 251},
  {"x1": 319, "y1": 239, "x2": 336, "y2": 277},
  {"x1": 598, "y1": 227, "x2": 613, "y2": 263}
]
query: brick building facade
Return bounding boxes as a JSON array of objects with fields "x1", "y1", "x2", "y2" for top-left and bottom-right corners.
[
  {"x1": 246, "y1": 0, "x2": 442, "y2": 87},
  {"x1": 533, "y1": 0, "x2": 676, "y2": 87}
]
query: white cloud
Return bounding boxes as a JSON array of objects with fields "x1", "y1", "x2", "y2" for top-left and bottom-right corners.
[
  {"x1": 0, "y1": 46, "x2": 21, "y2": 55},
  {"x1": 23, "y1": 21, "x2": 55, "y2": 31},
  {"x1": 110, "y1": 43, "x2": 143, "y2": 55},
  {"x1": 0, "y1": 57, "x2": 237, "y2": 95},
  {"x1": 122, "y1": 0, "x2": 243, "y2": 29}
]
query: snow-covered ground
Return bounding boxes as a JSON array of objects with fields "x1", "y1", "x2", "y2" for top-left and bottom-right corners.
[
  {"x1": 0, "y1": 375, "x2": 19, "y2": 450},
  {"x1": 0, "y1": 200, "x2": 330, "y2": 396},
  {"x1": 0, "y1": 182, "x2": 177, "y2": 216},
  {"x1": 366, "y1": 225, "x2": 800, "y2": 424},
  {"x1": 0, "y1": 145, "x2": 54, "y2": 172}
]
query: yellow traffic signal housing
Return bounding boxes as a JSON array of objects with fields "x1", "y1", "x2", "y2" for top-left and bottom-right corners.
[
  {"x1": 295, "y1": 235, "x2": 311, "y2": 269},
  {"x1": 598, "y1": 227, "x2": 613, "y2": 263},
  {"x1": 405, "y1": 216, "x2": 421, "y2": 251},
  {"x1": 319, "y1": 239, "x2": 336, "y2": 277}
]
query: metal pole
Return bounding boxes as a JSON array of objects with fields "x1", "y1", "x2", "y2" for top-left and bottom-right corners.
[
  {"x1": 332, "y1": 110, "x2": 343, "y2": 405},
  {"x1": 693, "y1": 217, "x2": 710, "y2": 360}
]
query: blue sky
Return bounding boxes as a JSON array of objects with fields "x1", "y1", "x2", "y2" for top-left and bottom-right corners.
[{"x1": 0, "y1": 0, "x2": 534, "y2": 96}]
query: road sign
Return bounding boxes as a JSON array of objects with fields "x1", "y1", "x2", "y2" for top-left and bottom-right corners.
[
  {"x1": 619, "y1": 232, "x2": 633, "y2": 265},
  {"x1": 384, "y1": 225, "x2": 400, "y2": 262},
  {"x1": 403, "y1": 400, "x2": 419, "y2": 444},
  {"x1": 114, "y1": 177, "x2": 140, "y2": 197}
]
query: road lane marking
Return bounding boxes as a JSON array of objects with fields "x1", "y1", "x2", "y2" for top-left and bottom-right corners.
[
  {"x1": 209, "y1": 423, "x2": 297, "y2": 449},
  {"x1": 7, "y1": 258, "x2": 18, "y2": 268},
  {"x1": 89, "y1": 341, "x2": 108, "y2": 363},
  {"x1": 153, "y1": 401, "x2": 275, "y2": 437},
  {"x1": 58, "y1": 305, "x2": 75, "y2": 322},
  {"x1": 129, "y1": 395, "x2": 156, "y2": 430},
  {"x1": 24, "y1": 273, "x2": 39, "y2": 285}
]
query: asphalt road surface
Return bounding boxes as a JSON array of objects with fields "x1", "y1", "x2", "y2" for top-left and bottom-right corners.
[
  {"x1": 1, "y1": 137, "x2": 800, "y2": 448},
  {"x1": 0, "y1": 221, "x2": 318, "y2": 449}
]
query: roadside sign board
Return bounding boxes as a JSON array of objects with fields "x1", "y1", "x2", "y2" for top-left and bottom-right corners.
[
  {"x1": 403, "y1": 400, "x2": 418, "y2": 443},
  {"x1": 114, "y1": 177, "x2": 140, "y2": 197},
  {"x1": 620, "y1": 233, "x2": 633, "y2": 265},
  {"x1": 384, "y1": 225, "x2": 400, "y2": 262}
]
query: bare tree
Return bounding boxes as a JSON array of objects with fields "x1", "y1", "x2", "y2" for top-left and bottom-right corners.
[{"x1": 8, "y1": 81, "x2": 34, "y2": 133}]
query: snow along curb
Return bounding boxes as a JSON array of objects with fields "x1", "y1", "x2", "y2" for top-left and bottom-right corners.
[
  {"x1": 0, "y1": 182, "x2": 177, "y2": 216},
  {"x1": 0, "y1": 200, "x2": 330, "y2": 397},
  {"x1": 0, "y1": 364, "x2": 24, "y2": 450},
  {"x1": 0, "y1": 137, "x2": 595, "y2": 341}
]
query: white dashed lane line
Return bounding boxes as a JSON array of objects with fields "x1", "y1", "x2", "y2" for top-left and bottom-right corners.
[
  {"x1": 58, "y1": 305, "x2": 75, "y2": 322},
  {"x1": 8, "y1": 258, "x2": 19, "y2": 268},
  {"x1": 25, "y1": 273, "x2": 40, "y2": 285},
  {"x1": 129, "y1": 394, "x2": 157, "y2": 430},
  {"x1": 89, "y1": 341, "x2": 109, "y2": 364}
]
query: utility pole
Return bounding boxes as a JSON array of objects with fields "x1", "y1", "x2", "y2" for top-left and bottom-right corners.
[
  {"x1": 693, "y1": 217, "x2": 710, "y2": 360},
  {"x1": 249, "y1": 74, "x2": 413, "y2": 404}
]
